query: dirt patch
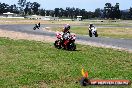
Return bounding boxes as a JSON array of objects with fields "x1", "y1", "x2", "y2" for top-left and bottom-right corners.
[
  {"x1": 77, "y1": 40, "x2": 132, "y2": 53},
  {"x1": 39, "y1": 81, "x2": 48, "y2": 88},
  {"x1": 0, "y1": 19, "x2": 84, "y2": 25},
  {"x1": 0, "y1": 29, "x2": 56, "y2": 43}
]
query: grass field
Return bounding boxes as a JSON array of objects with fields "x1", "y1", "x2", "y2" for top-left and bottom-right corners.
[
  {"x1": 0, "y1": 18, "x2": 86, "y2": 25},
  {"x1": 51, "y1": 26, "x2": 132, "y2": 39},
  {"x1": 0, "y1": 37, "x2": 132, "y2": 88}
]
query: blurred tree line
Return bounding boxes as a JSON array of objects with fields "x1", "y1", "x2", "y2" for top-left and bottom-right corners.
[{"x1": 0, "y1": 0, "x2": 132, "y2": 20}]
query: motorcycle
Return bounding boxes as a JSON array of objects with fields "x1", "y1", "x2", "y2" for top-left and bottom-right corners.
[
  {"x1": 54, "y1": 32, "x2": 76, "y2": 51},
  {"x1": 33, "y1": 23, "x2": 40, "y2": 30},
  {"x1": 89, "y1": 27, "x2": 98, "y2": 37}
]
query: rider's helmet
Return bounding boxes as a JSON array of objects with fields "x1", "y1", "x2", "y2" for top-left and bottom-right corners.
[
  {"x1": 89, "y1": 23, "x2": 93, "y2": 28},
  {"x1": 38, "y1": 22, "x2": 40, "y2": 27},
  {"x1": 63, "y1": 24, "x2": 71, "y2": 33},
  {"x1": 66, "y1": 24, "x2": 70, "y2": 30}
]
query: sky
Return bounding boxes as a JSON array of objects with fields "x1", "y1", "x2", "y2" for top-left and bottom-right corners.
[{"x1": 0, "y1": 0, "x2": 132, "y2": 11}]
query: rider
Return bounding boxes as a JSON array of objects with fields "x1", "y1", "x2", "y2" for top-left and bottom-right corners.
[
  {"x1": 35, "y1": 22, "x2": 40, "y2": 29},
  {"x1": 63, "y1": 24, "x2": 70, "y2": 33},
  {"x1": 62, "y1": 24, "x2": 71, "y2": 40},
  {"x1": 88, "y1": 23, "x2": 98, "y2": 37},
  {"x1": 89, "y1": 23, "x2": 95, "y2": 31}
]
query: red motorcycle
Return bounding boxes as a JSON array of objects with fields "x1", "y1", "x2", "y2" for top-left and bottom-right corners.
[{"x1": 54, "y1": 32, "x2": 76, "y2": 51}]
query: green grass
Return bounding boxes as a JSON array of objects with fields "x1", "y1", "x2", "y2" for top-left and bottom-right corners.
[
  {"x1": 51, "y1": 27, "x2": 132, "y2": 39},
  {"x1": 98, "y1": 28, "x2": 132, "y2": 39},
  {"x1": 82, "y1": 20, "x2": 132, "y2": 27},
  {"x1": 0, "y1": 38, "x2": 132, "y2": 88},
  {"x1": 52, "y1": 26, "x2": 88, "y2": 35}
]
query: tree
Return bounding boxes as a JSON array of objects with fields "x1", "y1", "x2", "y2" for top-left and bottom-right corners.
[
  {"x1": 80, "y1": 9, "x2": 86, "y2": 19},
  {"x1": 104, "y1": 3, "x2": 112, "y2": 19},
  {"x1": 128, "y1": 7, "x2": 132, "y2": 19},
  {"x1": 113, "y1": 3, "x2": 121, "y2": 19},
  {"x1": 45, "y1": 10, "x2": 50, "y2": 16},
  {"x1": 39, "y1": 9, "x2": 45, "y2": 16},
  {"x1": 12, "y1": 4, "x2": 19, "y2": 14},
  {"x1": 94, "y1": 8, "x2": 102, "y2": 18},
  {"x1": 59, "y1": 8, "x2": 64, "y2": 17},
  {"x1": 66, "y1": 7, "x2": 70, "y2": 18},
  {"x1": 103, "y1": 3, "x2": 121, "y2": 19},
  {"x1": 24, "y1": 2, "x2": 32, "y2": 15},
  {"x1": 54, "y1": 8, "x2": 59, "y2": 17},
  {"x1": 31, "y1": 2, "x2": 40, "y2": 15},
  {"x1": 18, "y1": 0, "x2": 26, "y2": 15},
  {"x1": 0, "y1": 3, "x2": 9, "y2": 13}
]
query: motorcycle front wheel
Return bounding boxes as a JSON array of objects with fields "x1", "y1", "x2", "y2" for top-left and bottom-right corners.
[
  {"x1": 33, "y1": 27, "x2": 36, "y2": 30},
  {"x1": 89, "y1": 30, "x2": 92, "y2": 37},
  {"x1": 54, "y1": 40, "x2": 62, "y2": 49}
]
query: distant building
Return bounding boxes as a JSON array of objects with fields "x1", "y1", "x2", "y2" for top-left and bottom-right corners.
[
  {"x1": 62, "y1": 19, "x2": 72, "y2": 21},
  {"x1": 77, "y1": 16, "x2": 82, "y2": 21},
  {"x1": 3, "y1": 12, "x2": 14, "y2": 17},
  {"x1": 43, "y1": 16, "x2": 51, "y2": 20},
  {"x1": 43, "y1": 16, "x2": 59, "y2": 20},
  {"x1": 25, "y1": 15, "x2": 59, "y2": 20},
  {"x1": 2, "y1": 12, "x2": 24, "y2": 19},
  {"x1": 25, "y1": 15, "x2": 42, "y2": 19}
]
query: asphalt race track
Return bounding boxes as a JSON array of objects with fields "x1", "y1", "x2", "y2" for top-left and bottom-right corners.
[{"x1": 0, "y1": 24, "x2": 132, "y2": 51}]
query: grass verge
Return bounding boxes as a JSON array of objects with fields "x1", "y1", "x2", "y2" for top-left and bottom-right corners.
[
  {"x1": 51, "y1": 26, "x2": 132, "y2": 39},
  {"x1": 0, "y1": 37, "x2": 132, "y2": 88}
]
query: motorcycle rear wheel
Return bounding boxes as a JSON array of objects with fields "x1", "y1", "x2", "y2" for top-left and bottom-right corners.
[
  {"x1": 68, "y1": 42, "x2": 76, "y2": 51},
  {"x1": 94, "y1": 31, "x2": 98, "y2": 37}
]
